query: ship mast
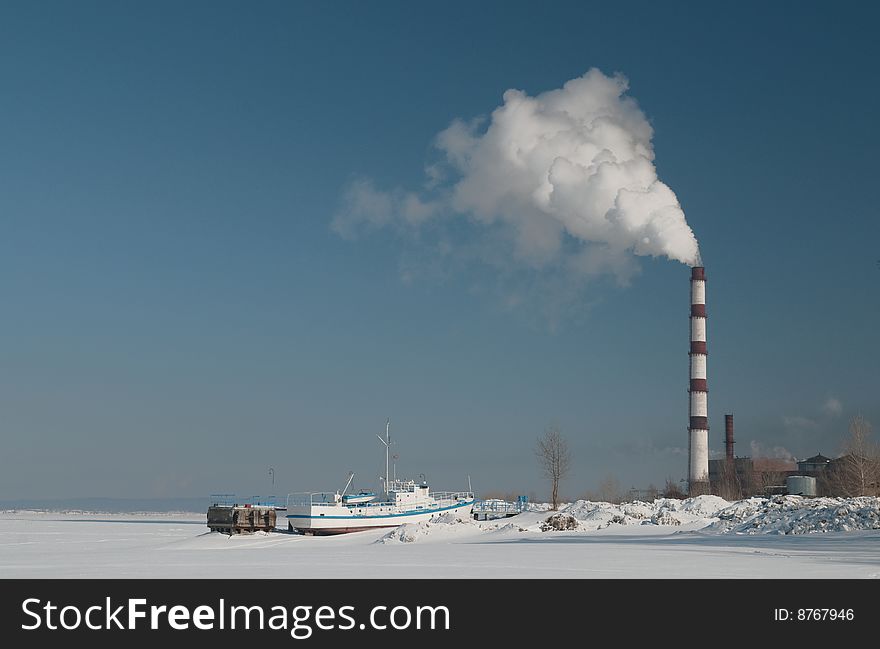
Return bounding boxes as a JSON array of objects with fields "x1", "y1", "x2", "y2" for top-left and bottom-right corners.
[
  {"x1": 341, "y1": 471, "x2": 355, "y2": 498},
  {"x1": 377, "y1": 418, "x2": 391, "y2": 496}
]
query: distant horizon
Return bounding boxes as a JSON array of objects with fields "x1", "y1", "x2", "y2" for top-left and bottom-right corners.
[{"x1": 0, "y1": 496, "x2": 213, "y2": 509}]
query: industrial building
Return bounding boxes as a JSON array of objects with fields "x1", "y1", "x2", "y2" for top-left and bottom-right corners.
[
  {"x1": 686, "y1": 269, "x2": 829, "y2": 500},
  {"x1": 706, "y1": 414, "x2": 843, "y2": 498},
  {"x1": 797, "y1": 454, "x2": 832, "y2": 474}
]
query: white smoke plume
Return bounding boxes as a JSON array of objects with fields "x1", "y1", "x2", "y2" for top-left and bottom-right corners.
[
  {"x1": 333, "y1": 68, "x2": 700, "y2": 286},
  {"x1": 821, "y1": 397, "x2": 843, "y2": 417},
  {"x1": 749, "y1": 441, "x2": 796, "y2": 463}
]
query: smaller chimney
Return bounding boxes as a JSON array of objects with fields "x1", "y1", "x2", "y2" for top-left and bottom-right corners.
[{"x1": 725, "y1": 414, "x2": 735, "y2": 462}]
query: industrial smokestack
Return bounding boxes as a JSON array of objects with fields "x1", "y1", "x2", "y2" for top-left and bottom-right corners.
[
  {"x1": 688, "y1": 266, "x2": 709, "y2": 494},
  {"x1": 725, "y1": 414, "x2": 735, "y2": 462}
]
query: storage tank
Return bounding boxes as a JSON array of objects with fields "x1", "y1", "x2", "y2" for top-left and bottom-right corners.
[{"x1": 785, "y1": 475, "x2": 817, "y2": 497}]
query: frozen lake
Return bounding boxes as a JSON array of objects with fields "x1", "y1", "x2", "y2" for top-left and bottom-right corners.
[{"x1": 1, "y1": 509, "x2": 878, "y2": 578}]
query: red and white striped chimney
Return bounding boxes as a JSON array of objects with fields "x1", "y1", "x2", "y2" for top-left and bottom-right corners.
[
  {"x1": 688, "y1": 266, "x2": 709, "y2": 494},
  {"x1": 725, "y1": 413, "x2": 735, "y2": 462}
]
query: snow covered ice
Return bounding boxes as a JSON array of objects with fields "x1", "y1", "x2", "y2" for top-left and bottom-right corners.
[{"x1": 1, "y1": 496, "x2": 878, "y2": 578}]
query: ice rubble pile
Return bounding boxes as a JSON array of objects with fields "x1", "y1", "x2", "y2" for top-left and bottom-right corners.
[{"x1": 706, "y1": 495, "x2": 880, "y2": 535}]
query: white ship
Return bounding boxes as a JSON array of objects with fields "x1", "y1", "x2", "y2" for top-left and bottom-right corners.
[{"x1": 286, "y1": 421, "x2": 475, "y2": 535}]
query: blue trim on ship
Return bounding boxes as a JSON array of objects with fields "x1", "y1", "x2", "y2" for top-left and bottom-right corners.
[{"x1": 286, "y1": 500, "x2": 475, "y2": 521}]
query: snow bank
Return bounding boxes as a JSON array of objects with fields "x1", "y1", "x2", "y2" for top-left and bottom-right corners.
[
  {"x1": 376, "y1": 510, "x2": 542, "y2": 543},
  {"x1": 557, "y1": 495, "x2": 732, "y2": 530},
  {"x1": 707, "y1": 496, "x2": 880, "y2": 535},
  {"x1": 556, "y1": 495, "x2": 880, "y2": 534},
  {"x1": 377, "y1": 512, "x2": 486, "y2": 544},
  {"x1": 376, "y1": 496, "x2": 880, "y2": 542}
]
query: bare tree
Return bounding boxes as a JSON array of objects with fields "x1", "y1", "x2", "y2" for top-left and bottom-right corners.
[
  {"x1": 597, "y1": 474, "x2": 622, "y2": 504},
  {"x1": 662, "y1": 477, "x2": 687, "y2": 499},
  {"x1": 535, "y1": 427, "x2": 571, "y2": 510},
  {"x1": 715, "y1": 459, "x2": 743, "y2": 501},
  {"x1": 827, "y1": 415, "x2": 880, "y2": 497}
]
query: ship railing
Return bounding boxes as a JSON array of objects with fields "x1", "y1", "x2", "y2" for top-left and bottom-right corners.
[
  {"x1": 472, "y1": 499, "x2": 525, "y2": 514},
  {"x1": 209, "y1": 493, "x2": 236, "y2": 507},
  {"x1": 286, "y1": 492, "x2": 340, "y2": 509},
  {"x1": 286, "y1": 490, "x2": 475, "y2": 510},
  {"x1": 211, "y1": 494, "x2": 281, "y2": 508},
  {"x1": 431, "y1": 491, "x2": 475, "y2": 506},
  {"x1": 287, "y1": 491, "x2": 390, "y2": 509},
  {"x1": 386, "y1": 479, "x2": 419, "y2": 491},
  {"x1": 245, "y1": 495, "x2": 278, "y2": 508}
]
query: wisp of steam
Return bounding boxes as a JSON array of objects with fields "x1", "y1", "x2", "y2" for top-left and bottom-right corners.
[{"x1": 333, "y1": 69, "x2": 700, "y2": 282}]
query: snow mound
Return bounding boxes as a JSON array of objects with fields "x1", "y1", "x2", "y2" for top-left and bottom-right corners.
[
  {"x1": 554, "y1": 496, "x2": 732, "y2": 530},
  {"x1": 677, "y1": 495, "x2": 731, "y2": 516},
  {"x1": 377, "y1": 512, "x2": 478, "y2": 544},
  {"x1": 707, "y1": 496, "x2": 880, "y2": 535}
]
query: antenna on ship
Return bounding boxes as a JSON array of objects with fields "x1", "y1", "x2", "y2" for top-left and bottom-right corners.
[{"x1": 377, "y1": 418, "x2": 391, "y2": 497}]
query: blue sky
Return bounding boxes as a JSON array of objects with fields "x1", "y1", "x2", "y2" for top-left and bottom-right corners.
[{"x1": 1, "y1": 1, "x2": 878, "y2": 501}]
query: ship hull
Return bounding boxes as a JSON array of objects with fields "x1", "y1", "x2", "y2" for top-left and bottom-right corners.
[{"x1": 287, "y1": 500, "x2": 475, "y2": 535}]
